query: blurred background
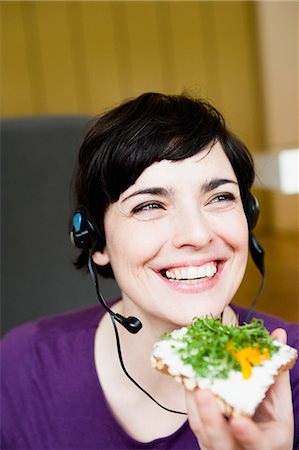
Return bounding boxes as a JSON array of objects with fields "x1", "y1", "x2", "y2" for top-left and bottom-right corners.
[{"x1": 1, "y1": 1, "x2": 298, "y2": 335}]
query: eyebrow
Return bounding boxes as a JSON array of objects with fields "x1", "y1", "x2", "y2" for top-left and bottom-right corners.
[
  {"x1": 121, "y1": 187, "x2": 171, "y2": 203},
  {"x1": 201, "y1": 178, "x2": 238, "y2": 193},
  {"x1": 121, "y1": 178, "x2": 238, "y2": 203}
]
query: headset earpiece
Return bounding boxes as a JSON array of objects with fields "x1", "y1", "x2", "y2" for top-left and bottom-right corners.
[
  {"x1": 246, "y1": 193, "x2": 260, "y2": 230},
  {"x1": 244, "y1": 193, "x2": 265, "y2": 321},
  {"x1": 70, "y1": 209, "x2": 101, "y2": 251},
  {"x1": 244, "y1": 193, "x2": 265, "y2": 276}
]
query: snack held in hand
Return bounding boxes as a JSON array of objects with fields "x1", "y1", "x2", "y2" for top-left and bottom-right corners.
[{"x1": 151, "y1": 318, "x2": 297, "y2": 417}]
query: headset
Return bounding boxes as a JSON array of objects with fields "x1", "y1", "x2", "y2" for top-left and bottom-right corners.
[
  {"x1": 70, "y1": 191, "x2": 264, "y2": 414},
  {"x1": 71, "y1": 209, "x2": 142, "y2": 334},
  {"x1": 243, "y1": 193, "x2": 265, "y2": 322}
]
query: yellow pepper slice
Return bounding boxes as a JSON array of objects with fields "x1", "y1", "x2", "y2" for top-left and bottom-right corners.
[{"x1": 226, "y1": 342, "x2": 270, "y2": 379}]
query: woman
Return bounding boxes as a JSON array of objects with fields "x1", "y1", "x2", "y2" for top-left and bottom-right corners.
[{"x1": 2, "y1": 93, "x2": 298, "y2": 449}]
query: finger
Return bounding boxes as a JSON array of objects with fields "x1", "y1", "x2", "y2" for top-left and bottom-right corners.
[
  {"x1": 269, "y1": 367, "x2": 292, "y2": 400},
  {"x1": 271, "y1": 327, "x2": 287, "y2": 344},
  {"x1": 230, "y1": 416, "x2": 292, "y2": 450},
  {"x1": 230, "y1": 416, "x2": 268, "y2": 449},
  {"x1": 185, "y1": 389, "x2": 209, "y2": 446},
  {"x1": 266, "y1": 329, "x2": 293, "y2": 419},
  {"x1": 268, "y1": 328, "x2": 292, "y2": 408},
  {"x1": 193, "y1": 390, "x2": 238, "y2": 450},
  {"x1": 263, "y1": 369, "x2": 293, "y2": 422}
]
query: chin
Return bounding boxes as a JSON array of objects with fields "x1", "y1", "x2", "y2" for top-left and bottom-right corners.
[{"x1": 158, "y1": 300, "x2": 230, "y2": 331}]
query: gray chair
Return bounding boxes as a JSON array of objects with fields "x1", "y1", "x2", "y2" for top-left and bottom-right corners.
[{"x1": 1, "y1": 116, "x2": 120, "y2": 336}]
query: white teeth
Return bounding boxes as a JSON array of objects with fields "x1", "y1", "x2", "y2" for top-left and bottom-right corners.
[{"x1": 164, "y1": 263, "x2": 217, "y2": 281}]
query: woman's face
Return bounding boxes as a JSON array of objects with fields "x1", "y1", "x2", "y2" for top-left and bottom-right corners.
[{"x1": 93, "y1": 142, "x2": 249, "y2": 330}]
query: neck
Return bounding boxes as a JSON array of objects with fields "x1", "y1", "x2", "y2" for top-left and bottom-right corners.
[
  {"x1": 95, "y1": 300, "x2": 187, "y2": 409},
  {"x1": 95, "y1": 300, "x2": 238, "y2": 413}
]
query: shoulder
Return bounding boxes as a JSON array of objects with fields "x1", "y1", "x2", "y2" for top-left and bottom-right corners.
[
  {"x1": 1, "y1": 305, "x2": 103, "y2": 371},
  {"x1": 0, "y1": 305, "x2": 107, "y2": 448},
  {"x1": 2, "y1": 304, "x2": 102, "y2": 339}
]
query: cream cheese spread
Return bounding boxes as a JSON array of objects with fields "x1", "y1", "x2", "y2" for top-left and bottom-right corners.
[{"x1": 152, "y1": 328, "x2": 297, "y2": 416}]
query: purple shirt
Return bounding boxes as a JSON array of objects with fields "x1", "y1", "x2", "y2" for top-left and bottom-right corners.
[{"x1": 1, "y1": 304, "x2": 299, "y2": 449}]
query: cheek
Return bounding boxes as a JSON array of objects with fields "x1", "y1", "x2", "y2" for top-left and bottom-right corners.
[
  {"x1": 235, "y1": 216, "x2": 249, "y2": 253},
  {"x1": 105, "y1": 221, "x2": 165, "y2": 270},
  {"x1": 229, "y1": 221, "x2": 248, "y2": 250},
  {"x1": 214, "y1": 211, "x2": 249, "y2": 261},
  {"x1": 228, "y1": 216, "x2": 249, "y2": 276}
]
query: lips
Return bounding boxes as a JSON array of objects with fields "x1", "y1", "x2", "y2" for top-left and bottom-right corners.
[
  {"x1": 159, "y1": 261, "x2": 219, "y2": 282},
  {"x1": 152, "y1": 259, "x2": 224, "y2": 294},
  {"x1": 162, "y1": 262, "x2": 217, "y2": 281}
]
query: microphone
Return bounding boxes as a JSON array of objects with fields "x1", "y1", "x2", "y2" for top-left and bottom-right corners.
[
  {"x1": 112, "y1": 313, "x2": 142, "y2": 334},
  {"x1": 87, "y1": 254, "x2": 142, "y2": 334}
]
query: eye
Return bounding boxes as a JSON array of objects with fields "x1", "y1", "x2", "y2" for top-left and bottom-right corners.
[
  {"x1": 206, "y1": 192, "x2": 238, "y2": 210},
  {"x1": 210, "y1": 193, "x2": 237, "y2": 204},
  {"x1": 131, "y1": 201, "x2": 166, "y2": 220},
  {"x1": 132, "y1": 202, "x2": 162, "y2": 212}
]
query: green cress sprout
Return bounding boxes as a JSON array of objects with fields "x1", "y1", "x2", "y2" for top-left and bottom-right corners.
[{"x1": 163, "y1": 318, "x2": 279, "y2": 380}]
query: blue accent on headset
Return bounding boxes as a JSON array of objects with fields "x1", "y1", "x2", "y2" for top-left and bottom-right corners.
[{"x1": 73, "y1": 212, "x2": 82, "y2": 232}]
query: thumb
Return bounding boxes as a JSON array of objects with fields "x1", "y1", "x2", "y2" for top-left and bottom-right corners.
[{"x1": 271, "y1": 327, "x2": 287, "y2": 344}]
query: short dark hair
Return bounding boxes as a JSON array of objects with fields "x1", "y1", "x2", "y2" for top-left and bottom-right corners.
[{"x1": 73, "y1": 92, "x2": 255, "y2": 278}]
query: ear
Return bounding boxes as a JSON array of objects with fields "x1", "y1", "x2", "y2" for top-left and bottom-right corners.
[{"x1": 92, "y1": 249, "x2": 110, "y2": 266}]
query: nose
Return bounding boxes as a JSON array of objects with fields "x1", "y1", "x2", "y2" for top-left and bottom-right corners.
[{"x1": 171, "y1": 207, "x2": 215, "y2": 249}]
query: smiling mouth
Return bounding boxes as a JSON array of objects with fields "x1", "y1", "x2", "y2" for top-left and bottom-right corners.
[{"x1": 160, "y1": 261, "x2": 218, "y2": 283}]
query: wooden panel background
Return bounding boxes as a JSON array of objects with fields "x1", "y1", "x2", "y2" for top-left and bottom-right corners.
[
  {"x1": 0, "y1": 1, "x2": 265, "y2": 150},
  {"x1": 1, "y1": 1, "x2": 298, "y2": 323}
]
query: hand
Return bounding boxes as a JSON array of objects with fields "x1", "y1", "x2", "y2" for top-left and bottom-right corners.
[{"x1": 185, "y1": 328, "x2": 294, "y2": 450}]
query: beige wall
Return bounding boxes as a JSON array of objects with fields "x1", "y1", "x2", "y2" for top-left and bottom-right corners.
[
  {"x1": 1, "y1": 1, "x2": 298, "y2": 232},
  {"x1": 256, "y1": 1, "x2": 298, "y2": 152},
  {"x1": 255, "y1": 1, "x2": 298, "y2": 233}
]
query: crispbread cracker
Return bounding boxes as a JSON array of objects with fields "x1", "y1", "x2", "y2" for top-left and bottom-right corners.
[{"x1": 151, "y1": 320, "x2": 297, "y2": 417}]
